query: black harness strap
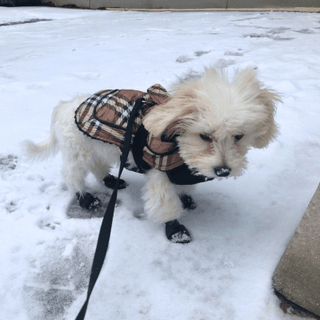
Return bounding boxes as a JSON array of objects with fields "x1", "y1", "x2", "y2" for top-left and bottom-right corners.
[
  {"x1": 131, "y1": 124, "x2": 151, "y2": 173},
  {"x1": 75, "y1": 98, "x2": 145, "y2": 320}
]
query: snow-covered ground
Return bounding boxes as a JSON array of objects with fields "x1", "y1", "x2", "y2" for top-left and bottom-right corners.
[{"x1": 1, "y1": 7, "x2": 320, "y2": 320}]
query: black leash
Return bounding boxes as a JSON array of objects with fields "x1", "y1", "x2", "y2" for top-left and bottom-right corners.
[{"x1": 75, "y1": 98, "x2": 145, "y2": 320}]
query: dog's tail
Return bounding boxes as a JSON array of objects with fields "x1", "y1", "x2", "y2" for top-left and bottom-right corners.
[
  {"x1": 21, "y1": 112, "x2": 59, "y2": 161},
  {"x1": 21, "y1": 137, "x2": 58, "y2": 161}
]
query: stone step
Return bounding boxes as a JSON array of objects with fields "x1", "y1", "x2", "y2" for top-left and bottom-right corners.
[{"x1": 273, "y1": 183, "x2": 320, "y2": 318}]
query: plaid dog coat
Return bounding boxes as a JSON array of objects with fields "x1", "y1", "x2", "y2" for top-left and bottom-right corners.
[
  {"x1": 75, "y1": 84, "x2": 184, "y2": 172},
  {"x1": 75, "y1": 84, "x2": 213, "y2": 185}
]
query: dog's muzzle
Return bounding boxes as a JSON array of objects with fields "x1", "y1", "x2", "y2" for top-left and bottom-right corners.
[{"x1": 214, "y1": 166, "x2": 231, "y2": 177}]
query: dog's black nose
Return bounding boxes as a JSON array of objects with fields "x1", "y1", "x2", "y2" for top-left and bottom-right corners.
[{"x1": 214, "y1": 166, "x2": 231, "y2": 177}]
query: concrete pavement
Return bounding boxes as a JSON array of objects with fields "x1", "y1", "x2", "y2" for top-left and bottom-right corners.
[{"x1": 273, "y1": 184, "x2": 320, "y2": 318}]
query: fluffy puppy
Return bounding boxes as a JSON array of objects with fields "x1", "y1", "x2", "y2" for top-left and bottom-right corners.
[{"x1": 22, "y1": 68, "x2": 280, "y2": 243}]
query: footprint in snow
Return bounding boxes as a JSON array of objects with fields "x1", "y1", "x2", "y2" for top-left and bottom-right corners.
[
  {"x1": 176, "y1": 50, "x2": 211, "y2": 64},
  {"x1": 194, "y1": 50, "x2": 211, "y2": 57},
  {"x1": 176, "y1": 55, "x2": 193, "y2": 63},
  {"x1": 0, "y1": 154, "x2": 18, "y2": 171},
  {"x1": 5, "y1": 200, "x2": 18, "y2": 213},
  {"x1": 224, "y1": 51, "x2": 244, "y2": 56},
  {"x1": 37, "y1": 220, "x2": 60, "y2": 230},
  {"x1": 177, "y1": 69, "x2": 202, "y2": 83},
  {"x1": 243, "y1": 33, "x2": 294, "y2": 41},
  {"x1": 39, "y1": 181, "x2": 56, "y2": 193},
  {"x1": 214, "y1": 59, "x2": 236, "y2": 68},
  {"x1": 295, "y1": 29, "x2": 316, "y2": 34},
  {"x1": 272, "y1": 36, "x2": 295, "y2": 41}
]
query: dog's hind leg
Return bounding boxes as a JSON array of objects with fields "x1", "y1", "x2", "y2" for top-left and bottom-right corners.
[
  {"x1": 90, "y1": 161, "x2": 128, "y2": 190},
  {"x1": 90, "y1": 161, "x2": 110, "y2": 182},
  {"x1": 103, "y1": 174, "x2": 128, "y2": 190},
  {"x1": 89, "y1": 162, "x2": 123, "y2": 189},
  {"x1": 76, "y1": 192, "x2": 101, "y2": 210},
  {"x1": 89, "y1": 143, "x2": 128, "y2": 190},
  {"x1": 61, "y1": 157, "x2": 88, "y2": 194},
  {"x1": 61, "y1": 155, "x2": 101, "y2": 210}
]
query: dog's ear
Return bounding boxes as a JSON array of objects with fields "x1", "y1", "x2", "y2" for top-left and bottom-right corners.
[
  {"x1": 143, "y1": 86, "x2": 199, "y2": 137},
  {"x1": 251, "y1": 87, "x2": 281, "y2": 149},
  {"x1": 235, "y1": 69, "x2": 281, "y2": 149}
]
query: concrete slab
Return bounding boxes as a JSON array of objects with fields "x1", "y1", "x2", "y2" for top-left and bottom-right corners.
[
  {"x1": 98, "y1": 7, "x2": 320, "y2": 12},
  {"x1": 273, "y1": 183, "x2": 320, "y2": 317},
  {"x1": 228, "y1": 0, "x2": 320, "y2": 8},
  {"x1": 44, "y1": 0, "x2": 89, "y2": 8},
  {"x1": 90, "y1": 0, "x2": 227, "y2": 9},
  {"x1": 39, "y1": 0, "x2": 320, "y2": 11}
]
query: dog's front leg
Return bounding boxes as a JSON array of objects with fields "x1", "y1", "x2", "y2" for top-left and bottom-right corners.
[
  {"x1": 176, "y1": 185, "x2": 197, "y2": 210},
  {"x1": 143, "y1": 169, "x2": 192, "y2": 243}
]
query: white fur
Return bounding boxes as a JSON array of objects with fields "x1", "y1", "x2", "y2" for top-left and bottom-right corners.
[{"x1": 22, "y1": 68, "x2": 280, "y2": 223}]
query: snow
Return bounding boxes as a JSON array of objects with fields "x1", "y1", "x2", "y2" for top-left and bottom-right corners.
[{"x1": 1, "y1": 6, "x2": 320, "y2": 320}]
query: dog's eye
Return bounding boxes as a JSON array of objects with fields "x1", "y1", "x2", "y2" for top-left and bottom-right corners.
[
  {"x1": 234, "y1": 134, "x2": 244, "y2": 141},
  {"x1": 200, "y1": 134, "x2": 212, "y2": 142}
]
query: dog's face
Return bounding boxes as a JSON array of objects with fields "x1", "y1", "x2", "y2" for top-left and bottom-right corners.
[{"x1": 143, "y1": 68, "x2": 280, "y2": 179}]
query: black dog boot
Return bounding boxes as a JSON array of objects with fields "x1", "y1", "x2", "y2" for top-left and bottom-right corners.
[
  {"x1": 103, "y1": 174, "x2": 128, "y2": 190},
  {"x1": 179, "y1": 193, "x2": 196, "y2": 210},
  {"x1": 165, "y1": 219, "x2": 192, "y2": 244},
  {"x1": 76, "y1": 192, "x2": 101, "y2": 210}
]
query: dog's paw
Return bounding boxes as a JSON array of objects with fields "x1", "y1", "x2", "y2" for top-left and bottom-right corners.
[
  {"x1": 103, "y1": 174, "x2": 128, "y2": 190},
  {"x1": 179, "y1": 193, "x2": 196, "y2": 210},
  {"x1": 76, "y1": 192, "x2": 101, "y2": 210},
  {"x1": 165, "y1": 220, "x2": 192, "y2": 244}
]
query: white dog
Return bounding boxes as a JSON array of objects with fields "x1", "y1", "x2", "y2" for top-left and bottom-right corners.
[{"x1": 22, "y1": 68, "x2": 280, "y2": 243}]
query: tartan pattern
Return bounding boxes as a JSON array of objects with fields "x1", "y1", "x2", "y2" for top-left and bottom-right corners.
[
  {"x1": 85, "y1": 89, "x2": 118, "y2": 108},
  {"x1": 142, "y1": 134, "x2": 184, "y2": 171},
  {"x1": 76, "y1": 89, "x2": 145, "y2": 147},
  {"x1": 75, "y1": 84, "x2": 184, "y2": 172},
  {"x1": 88, "y1": 119, "x2": 102, "y2": 131},
  {"x1": 146, "y1": 83, "x2": 170, "y2": 105}
]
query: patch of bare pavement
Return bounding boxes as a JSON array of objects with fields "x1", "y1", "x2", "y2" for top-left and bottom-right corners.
[{"x1": 0, "y1": 19, "x2": 52, "y2": 27}]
